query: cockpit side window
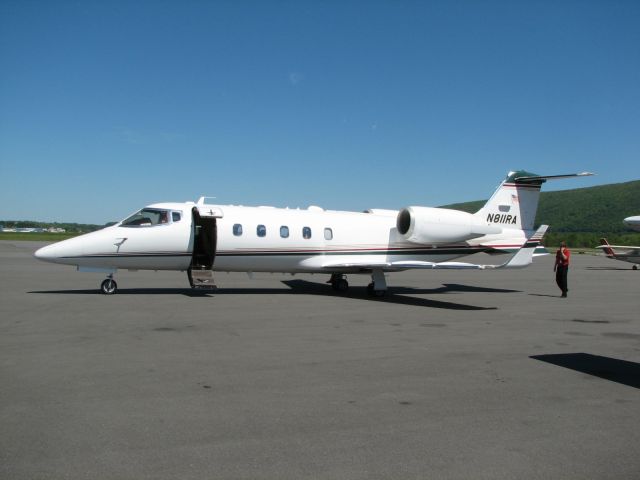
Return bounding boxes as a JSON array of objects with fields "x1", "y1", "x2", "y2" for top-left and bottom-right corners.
[
  {"x1": 172, "y1": 211, "x2": 182, "y2": 222},
  {"x1": 121, "y1": 209, "x2": 170, "y2": 227}
]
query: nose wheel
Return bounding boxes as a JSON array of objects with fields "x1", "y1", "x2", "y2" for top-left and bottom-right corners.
[{"x1": 100, "y1": 275, "x2": 118, "y2": 295}]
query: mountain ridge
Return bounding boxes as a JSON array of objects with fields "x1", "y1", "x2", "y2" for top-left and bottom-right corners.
[{"x1": 442, "y1": 179, "x2": 640, "y2": 233}]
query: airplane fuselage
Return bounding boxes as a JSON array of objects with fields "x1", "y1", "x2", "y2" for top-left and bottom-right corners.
[{"x1": 36, "y1": 202, "x2": 527, "y2": 274}]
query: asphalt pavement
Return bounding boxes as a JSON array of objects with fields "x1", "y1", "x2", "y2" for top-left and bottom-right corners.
[{"x1": 1, "y1": 240, "x2": 639, "y2": 479}]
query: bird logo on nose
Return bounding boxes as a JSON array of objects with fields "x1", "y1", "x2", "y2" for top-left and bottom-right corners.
[{"x1": 114, "y1": 238, "x2": 127, "y2": 253}]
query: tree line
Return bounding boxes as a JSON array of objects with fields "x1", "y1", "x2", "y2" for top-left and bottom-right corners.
[{"x1": 0, "y1": 220, "x2": 104, "y2": 233}]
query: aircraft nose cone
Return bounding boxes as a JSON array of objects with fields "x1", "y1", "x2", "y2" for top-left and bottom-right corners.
[
  {"x1": 34, "y1": 244, "x2": 56, "y2": 262},
  {"x1": 33, "y1": 234, "x2": 90, "y2": 265}
]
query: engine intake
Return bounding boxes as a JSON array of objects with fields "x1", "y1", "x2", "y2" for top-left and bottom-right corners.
[{"x1": 396, "y1": 206, "x2": 501, "y2": 244}]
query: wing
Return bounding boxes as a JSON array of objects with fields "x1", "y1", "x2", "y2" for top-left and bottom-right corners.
[
  {"x1": 595, "y1": 245, "x2": 640, "y2": 252},
  {"x1": 322, "y1": 225, "x2": 548, "y2": 272}
]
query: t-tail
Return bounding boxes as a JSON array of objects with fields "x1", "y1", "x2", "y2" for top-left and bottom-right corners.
[{"x1": 474, "y1": 170, "x2": 594, "y2": 232}]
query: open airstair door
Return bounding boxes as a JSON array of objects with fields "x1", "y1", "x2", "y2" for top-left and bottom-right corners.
[{"x1": 188, "y1": 206, "x2": 223, "y2": 289}]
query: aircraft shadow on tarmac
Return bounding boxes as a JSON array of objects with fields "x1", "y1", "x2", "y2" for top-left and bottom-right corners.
[
  {"x1": 279, "y1": 280, "x2": 507, "y2": 310},
  {"x1": 585, "y1": 266, "x2": 636, "y2": 271},
  {"x1": 29, "y1": 288, "x2": 216, "y2": 297},
  {"x1": 29, "y1": 281, "x2": 519, "y2": 310},
  {"x1": 531, "y1": 353, "x2": 640, "y2": 390}
]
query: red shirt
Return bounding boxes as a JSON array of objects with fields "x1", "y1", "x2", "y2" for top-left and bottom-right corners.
[{"x1": 556, "y1": 247, "x2": 570, "y2": 267}]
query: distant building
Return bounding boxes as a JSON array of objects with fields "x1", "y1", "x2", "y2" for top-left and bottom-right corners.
[{"x1": 0, "y1": 225, "x2": 65, "y2": 233}]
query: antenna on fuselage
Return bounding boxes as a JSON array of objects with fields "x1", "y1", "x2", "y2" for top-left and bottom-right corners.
[{"x1": 196, "y1": 196, "x2": 217, "y2": 205}]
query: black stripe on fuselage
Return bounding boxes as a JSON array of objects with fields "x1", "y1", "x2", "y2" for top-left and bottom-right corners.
[
  {"x1": 216, "y1": 247, "x2": 490, "y2": 257},
  {"x1": 61, "y1": 246, "x2": 499, "y2": 260},
  {"x1": 61, "y1": 252, "x2": 192, "y2": 259}
]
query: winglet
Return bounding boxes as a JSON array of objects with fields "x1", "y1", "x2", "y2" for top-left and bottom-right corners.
[{"x1": 499, "y1": 225, "x2": 549, "y2": 269}]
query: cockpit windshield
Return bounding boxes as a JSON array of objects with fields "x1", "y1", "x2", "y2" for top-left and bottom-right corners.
[{"x1": 121, "y1": 209, "x2": 170, "y2": 227}]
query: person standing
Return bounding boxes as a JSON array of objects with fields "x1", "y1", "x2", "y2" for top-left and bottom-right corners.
[{"x1": 554, "y1": 241, "x2": 571, "y2": 297}]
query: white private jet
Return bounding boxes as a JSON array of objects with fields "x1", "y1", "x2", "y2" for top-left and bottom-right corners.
[
  {"x1": 35, "y1": 170, "x2": 593, "y2": 295},
  {"x1": 623, "y1": 216, "x2": 640, "y2": 232}
]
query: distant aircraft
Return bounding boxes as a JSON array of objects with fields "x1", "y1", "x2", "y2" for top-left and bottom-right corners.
[
  {"x1": 34, "y1": 170, "x2": 593, "y2": 295},
  {"x1": 597, "y1": 238, "x2": 640, "y2": 270},
  {"x1": 623, "y1": 216, "x2": 640, "y2": 232}
]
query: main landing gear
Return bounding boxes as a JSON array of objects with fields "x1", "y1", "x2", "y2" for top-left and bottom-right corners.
[
  {"x1": 100, "y1": 274, "x2": 117, "y2": 295},
  {"x1": 329, "y1": 273, "x2": 349, "y2": 292},
  {"x1": 328, "y1": 270, "x2": 388, "y2": 297},
  {"x1": 367, "y1": 269, "x2": 387, "y2": 297}
]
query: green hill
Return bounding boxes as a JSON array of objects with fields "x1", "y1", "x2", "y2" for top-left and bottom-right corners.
[{"x1": 442, "y1": 179, "x2": 640, "y2": 247}]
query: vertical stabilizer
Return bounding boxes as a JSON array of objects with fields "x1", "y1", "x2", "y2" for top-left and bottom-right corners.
[
  {"x1": 599, "y1": 238, "x2": 616, "y2": 257},
  {"x1": 474, "y1": 171, "x2": 545, "y2": 231},
  {"x1": 474, "y1": 171, "x2": 593, "y2": 232}
]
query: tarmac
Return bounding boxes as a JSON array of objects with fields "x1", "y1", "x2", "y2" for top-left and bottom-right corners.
[{"x1": 1, "y1": 240, "x2": 639, "y2": 479}]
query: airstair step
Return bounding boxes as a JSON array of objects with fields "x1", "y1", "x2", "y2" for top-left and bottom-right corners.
[{"x1": 189, "y1": 269, "x2": 217, "y2": 289}]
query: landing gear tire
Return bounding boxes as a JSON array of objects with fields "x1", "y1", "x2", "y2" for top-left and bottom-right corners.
[
  {"x1": 101, "y1": 278, "x2": 117, "y2": 295},
  {"x1": 633, "y1": 265, "x2": 638, "y2": 270},
  {"x1": 367, "y1": 283, "x2": 386, "y2": 298},
  {"x1": 329, "y1": 274, "x2": 349, "y2": 293},
  {"x1": 332, "y1": 278, "x2": 349, "y2": 292}
]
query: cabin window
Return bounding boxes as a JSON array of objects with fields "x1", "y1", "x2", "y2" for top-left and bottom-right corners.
[
  {"x1": 233, "y1": 224, "x2": 243, "y2": 236},
  {"x1": 302, "y1": 226, "x2": 312, "y2": 239},
  {"x1": 280, "y1": 226, "x2": 289, "y2": 238},
  {"x1": 172, "y1": 211, "x2": 182, "y2": 222},
  {"x1": 324, "y1": 228, "x2": 333, "y2": 240},
  {"x1": 257, "y1": 225, "x2": 267, "y2": 237},
  {"x1": 121, "y1": 209, "x2": 169, "y2": 227}
]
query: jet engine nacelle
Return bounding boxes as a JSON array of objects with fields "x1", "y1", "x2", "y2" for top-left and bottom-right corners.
[{"x1": 396, "y1": 206, "x2": 502, "y2": 244}]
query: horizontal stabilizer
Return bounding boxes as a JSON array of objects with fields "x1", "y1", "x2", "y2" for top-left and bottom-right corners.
[{"x1": 514, "y1": 172, "x2": 594, "y2": 183}]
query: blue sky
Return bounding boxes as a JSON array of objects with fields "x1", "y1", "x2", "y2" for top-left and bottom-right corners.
[{"x1": 1, "y1": 0, "x2": 638, "y2": 224}]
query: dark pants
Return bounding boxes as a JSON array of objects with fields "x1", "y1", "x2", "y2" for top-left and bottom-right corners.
[{"x1": 556, "y1": 265, "x2": 568, "y2": 294}]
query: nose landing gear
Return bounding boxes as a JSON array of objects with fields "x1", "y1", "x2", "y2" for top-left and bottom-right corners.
[{"x1": 100, "y1": 274, "x2": 117, "y2": 295}]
